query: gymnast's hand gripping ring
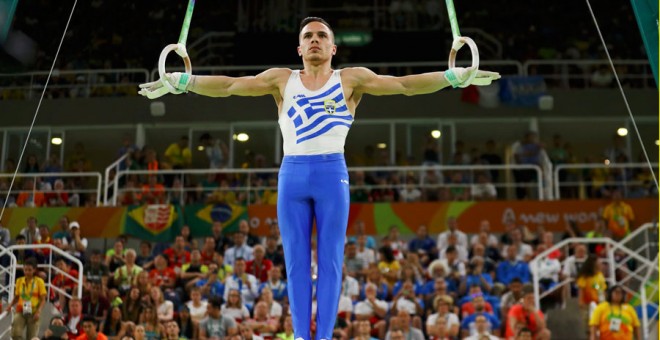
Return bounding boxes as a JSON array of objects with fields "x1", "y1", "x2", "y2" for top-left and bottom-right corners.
[
  {"x1": 448, "y1": 36, "x2": 480, "y2": 88},
  {"x1": 158, "y1": 43, "x2": 193, "y2": 94}
]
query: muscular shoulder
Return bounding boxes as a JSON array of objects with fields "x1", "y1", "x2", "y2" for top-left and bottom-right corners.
[
  {"x1": 260, "y1": 68, "x2": 293, "y2": 85},
  {"x1": 340, "y1": 67, "x2": 376, "y2": 86}
]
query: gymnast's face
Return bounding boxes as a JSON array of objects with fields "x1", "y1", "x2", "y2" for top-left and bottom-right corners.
[{"x1": 298, "y1": 21, "x2": 336, "y2": 64}]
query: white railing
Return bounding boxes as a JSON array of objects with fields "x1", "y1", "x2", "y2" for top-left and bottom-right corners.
[
  {"x1": 553, "y1": 162, "x2": 659, "y2": 199},
  {"x1": 0, "y1": 245, "x2": 17, "y2": 340},
  {"x1": 104, "y1": 153, "x2": 129, "y2": 205},
  {"x1": 111, "y1": 164, "x2": 544, "y2": 205},
  {"x1": 531, "y1": 223, "x2": 659, "y2": 340},
  {"x1": 523, "y1": 59, "x2": 654, "y2": 88},
  {"x1": 0, "y1": 68, "x2": 150, "y2": 100},
  {"x1": 0, "y1": 172, "x2": 103, "y2": 206},
  {"x1": 8, "y1": 244, "x2": 84, "y2": 302}
]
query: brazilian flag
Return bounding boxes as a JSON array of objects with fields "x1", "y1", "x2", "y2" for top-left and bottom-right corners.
[{"x1": 184, "y1": 203, "x2": 248, "y2": 237}]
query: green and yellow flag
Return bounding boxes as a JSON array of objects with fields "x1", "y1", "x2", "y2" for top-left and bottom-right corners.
[
  {"x1": 123, "y1": 204, "x2": 184, "y2": 242},
  {"x1": 185, "y1": 203, "x2": 248, "y2": 237}
]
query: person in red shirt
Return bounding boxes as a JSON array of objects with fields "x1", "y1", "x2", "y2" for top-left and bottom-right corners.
[
  {"x1": 200, "y1": 236, "x2": 217, "y2": 265},
  {"x1": 51, "y1": 258, "x2": 79, "y2": 301},
  {"x1": 247, "y1": 245, "x2": 273, "y2": 283},
  {"x1": 64, "y1": 297, "x2": 84, "y2": 339},
  {"x1": 76, "y1": 315, "x2": 108, "y2": 340},
  {"x1": 149, "y1": 254, "x2": 177, "y2": 290},
  {"x1": 461, "y1": 287, "x2": 494, "y2": 318},
  {"x1": 505, "y1": 285, "x2": 552, "y2": 340},
  {"x1": 163, "y1": 235, "x2": 191, "y2": 273}
]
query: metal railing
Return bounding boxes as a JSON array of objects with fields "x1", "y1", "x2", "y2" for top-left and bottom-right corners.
[
  {"x1": 554, "y1": 162, "x2": 659, "y2": 199},
  {"x1": 523, "y1": 59, "x2": 654, "y2": 89},
  {"x1": 111, "y1": 164, "x2": 543, "y2": 205},
  {"x1": 0, "y1": 172, "x2": 103, "y2": 206},
  {"x1": 104, "y1": 154, "x2": 129, "y2": 206},
  {"x1": 0, "y1": 245, "x2": 17, "y2": 340},
  {"x1": 0, "y1": 68, "x2": 150, "y2": 100},
  {"x1": 530, "y1": 223, "x2": 658, "y2": 340}
]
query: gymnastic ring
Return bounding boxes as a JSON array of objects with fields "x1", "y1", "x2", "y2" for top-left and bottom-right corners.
[
  {"x1": 448, "y1": 36, "x2": 479, "y2": 88},
  {"x1": 158, "y1": 43, "x2": 193, "y2": 94}
]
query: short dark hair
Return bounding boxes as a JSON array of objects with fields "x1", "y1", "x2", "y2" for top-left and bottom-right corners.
[
  {"x1": 208, "y1": 296, "x2": 223, "y2": 309},
  {"x1": 24, "y1": 257, "x2": 38, "y2": 269},
  {"x1": 82, "y1": 315, "x2": 97, "y2": 327},
  {"x1": 299, "y1": 17, "x2": 333, "y2": 34}
]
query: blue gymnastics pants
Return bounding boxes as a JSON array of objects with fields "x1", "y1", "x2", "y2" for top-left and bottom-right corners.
[{"x1": 278, "y1": 153, "x2": 350, "y2": 340}]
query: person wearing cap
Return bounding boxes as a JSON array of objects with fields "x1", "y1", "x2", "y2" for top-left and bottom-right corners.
[{"x1": 67, "y1": 221, "x2": 88, "y2": 265}]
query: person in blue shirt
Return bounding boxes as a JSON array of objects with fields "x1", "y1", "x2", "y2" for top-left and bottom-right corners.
[
  {"x1": 347, "y1": 220, "x2": 376, "y2": 249},
  {"x1": 460, "y1": 256, "x2": 493, "y2": 296},
  {"x1": 407, "y1": 225, "x2": 437, "y2": 266},
  {"x1": 496, "y1": 244, "x2": 531, "y2": 286},
  {"x1": 195, "y1": 263, "x2": 225, "y2": 299},
  {"x1": 460, "y1": 294, "x2": 501, "y2": 338}
]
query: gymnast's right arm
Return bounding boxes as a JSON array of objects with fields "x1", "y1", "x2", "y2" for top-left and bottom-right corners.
[{"x1": 138, "y1": 68, "x2": 289, "y2": 98}]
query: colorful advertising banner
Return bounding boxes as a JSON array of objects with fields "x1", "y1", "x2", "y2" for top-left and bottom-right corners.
[{"x1": 0, "y1": 199, "x2": 656, "y2": 241}]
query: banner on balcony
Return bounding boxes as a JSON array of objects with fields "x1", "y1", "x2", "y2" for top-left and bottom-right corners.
[
  {"x1": 123, "y1": 204, "x2": 184, "y2": 242},
  {"x1": 184, "y1": 203, "x2": 248, "y2": 237},
  {"x1": 0, "y1": 207, "x2": 124, "y2": 238},
  {"x1": 247, "y1": 199, "x2": 658, "y2": 236}
]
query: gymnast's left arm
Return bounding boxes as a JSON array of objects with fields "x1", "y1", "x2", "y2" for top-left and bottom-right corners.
[{"x1": 345, "y1": 66, "x2": 501, "y2": 97}]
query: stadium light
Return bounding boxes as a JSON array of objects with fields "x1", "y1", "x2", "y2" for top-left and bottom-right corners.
[
  {"x1": 616, "y1": 127, "x2": 628, "y2": 136},
  {"x1": 51, "y1": 137, "x2": 62, "y2": 145},
  {"x1": 234, "y1": 133, "x2": 249, "y2": 142},
  {"x1": 377, "y1": 143, "x2": 387, "y2": 149},
  {"x1": 431, "y1": 130, "x2": 441, "y2": 139},
  {"x1": 197, "y1": 145, "x2": 204, "y2": 151}
]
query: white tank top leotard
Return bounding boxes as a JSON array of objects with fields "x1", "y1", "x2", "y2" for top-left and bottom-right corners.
[{"x1": 278, "y1": 69, "x2": 354, "y2": 156}]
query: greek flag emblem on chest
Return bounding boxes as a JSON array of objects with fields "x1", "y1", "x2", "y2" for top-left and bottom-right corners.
[{"x1": 324, "y1": 99, "x2": 336, "y2": 114}]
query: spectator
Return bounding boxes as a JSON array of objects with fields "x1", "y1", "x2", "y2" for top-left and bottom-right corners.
[
  {"x1": 260, "y1": 266, "x2": 287, "y2": 303},
  {"x1": 82, "y1": 281, "x2": 110, "y2": 324},
  {"x1": 460, "y1": 256, "x2": 493, "y2": 295},
  {"x1": 7, "y1": 257, "x2": 46, "y2": 340},
  {"x1": 259, "y1": 286, "x2": 283, "y2": 318},
  {"x1": 67, "y1": 221, "x2": 88, "y2": 264},
  {"x1": 181, "y1": 249, "x2": 209, "y2": 290},
  {"x1": 344, "y1": 240, "x2": 368, "y2": 280},
  {"x1": 354, "y1": 283, "x2": 388, "y2": 339},
  {"x1": 105, "y1": 240, "x2": 126, "y2": 274},
  {"x1": 45, "y1": 179, "x2": 69, "y2": 206},
  {"x1": 464, "y1": 314, "x2": 500, "y2": 340},
  {"x1": 500, "y1": 277, "x2": 525, "y2": 319},
  {"x1": 150, "y1": 286, "x2": 174, "y2": 323},
  {"x1": 562, "y1": 244, "x2": 588, "y2": 281},
  {"x1": 163, "y1": 320, "x2": 184, "y2": 340},
  {"x1": 513, "y1": 131, "x2": 544, "y2": 199},
  {"x1": 176, "y1": 305, "x2": 196, "y2": 339},
  {"x1": 199, "y1": 237, "x2": 217, "y2": 265},
  {"x1": 16, "y1": 179, "x2": 45, "y2": 207},
  {"x1": 426, "y1": 295, "x2": 460, "y2": 339},
  {"x1": 407, "y1": 225, "x2": 437, "y2": 265},
  {"x1": 139, "y1": 305, "x2": 164, "y2": 339},
  {"x1": 163, "y1": 235, "x2": 191, "y2": 273},
  {"x1": 275, "y1": 315, "x2": 294, "y2": 340},
  {"x1": 602, "y1": 188, "x2": 635, "y2": 240},
  {"x1": 436, "y1": 246, "x2": 466, "y2": 289},
  {"x1": 101, "y1": 306, "x2": 129, "y2": 339},
  {"x1": 224, "y1": 258, "x2": 259, "y2": 308},
  {"x1": 164, "y1": 135, "x2": 192, "y2": 169},
  {"x1": 470, "y1": 220, "x2": 498, "y2": 248},
  {"x1": 195, "y1": 263, "x2": 224, "y2": 300},
  {"x1": 589, "y1": 285, "x2": 640, "y2": 340},
  {"x1": 121, "y1": 288, "x2": 143, "y2": 323},
  {"x1": 351, "y1": 319, "x2": 378, "y2": 340},
  {"x1": 244, "y1": 301, "x2": 279, "y2": 339},
  {"x1": 531, "y1": 244, "x2": 561, "y2": 293},
  {"x1": 77, "y1": 315, "x2": 108, "y2": 340},
  {"x1": 42, "y1": 315, "x2": 70, "y2": 340},
  {"x1": 52, "y1": 215, "x2": 71, "y2": 247},
  {"x1": 64, "y1": 298, "x2": 85, "y2": 339},
  {"x1": 347, "y1": 220, "x2": 376, "y2": 249},
  {"x1": 224, "y1": 232, "x2": 254, "y2": 266},
  {"x1": 391, "y1": 280, "x2": 424, "y2": 318},
  {"x1": 211, "y1": 221, "x2": 233, "y2": 254},
  {"x1": 221, "y1": 289, "x2": 251, "y2": 324},
  {"x1": 459, "y1": 293, "x2": 501, "y2": 338},
  {"x1": 505, "y1": 285, "x2": 552, "y2": 340},
  {"x1": 399, "y1": 176, "x2": 422, "y2": 202},
  {"x1": 135, "y1": 241, "x2": 154, "y2": 270},
  {"x1": 438, "y1": 233, "x2": 468, "y2": 262},
  {"x1": 247, "y1": 244, "x2": 273, "y2": 283},
  {"x1": 199, "y1": 295, "x2": 240, "y2": 340},
  {"x1": 384, "y1": 309, "x2": 424, "y2": 340},
  {"x1": 471, "y1": 172, "x2": 497, "y2": 200},
  {"x1": 199, "y1": 132, "x2": 229, "y2": 169},
  {"x1": 148, "y1": 255, "x2": 177, "y2": 291},
  {"x1": 480, "y1": 139, "x2": 503, "y2": 182},
  {"x1": 185, "y1": 286, "x2": 209, "y2": 323},
  {"x1": 340, "y1": 264, "x2": 360, "y2": 302},
  {"x1": 140, "y1": 175, "x2": 166, "y2": 205},
  {"x1": 19, "y1": 216, "x2": 41, "y2": 244},
  {"x1": 437, "y1": 217, "x2": 468, "y2": 251},
  {"x1": 496, "y1": 244, "x2": 532, "y2": 286},
  {"x1": 114, "y1": 249, "x2": 143, "y2": 294},
  {"x1": 501, "y1": 228, "x2": 534, "y2": 262},
  {"x1": 377, "y1": 245, "x2": 400, "y2": 288},
  {"x1": 356, "y1": 234, "x2": 377, "y2": 266},
  {"x1": 577, "y1": 255, "x2": 607, "y2": 311}
]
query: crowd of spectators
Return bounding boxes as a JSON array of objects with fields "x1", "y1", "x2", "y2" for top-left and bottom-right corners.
[
  {"x1": 2, "y1": 130, "x2": 655, "y2": 208},
  {"x1": 3, "y1": 207, "x2": 645, "y2": 339},
  {"x1": 0, "y1": 0, "x2": 649, "y2": 99}
]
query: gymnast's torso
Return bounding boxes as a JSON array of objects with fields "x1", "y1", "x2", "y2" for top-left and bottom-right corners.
[{"x1": 278, "y1": 69, "x2": 355, "y2": 156}]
